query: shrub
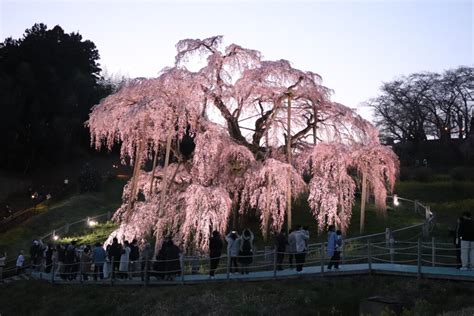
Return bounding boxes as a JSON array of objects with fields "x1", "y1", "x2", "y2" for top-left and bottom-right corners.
[
  {"x1": 450, "y1": 167, "x2": 474, "y2": 181},
  {"x1": 400, "y1": 167, "x2": 433, "y2": 182},
  {"x1": 78, "y1": 163, "x2": 102, "y2": 193}
]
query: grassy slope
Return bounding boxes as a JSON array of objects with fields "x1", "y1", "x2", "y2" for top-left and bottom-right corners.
[
  {"x1": 0, "y1": 178, "x2": 126, "y2": 257},
  {"x1": 1, "y1": 276, "x2": 474, "y2": 315},
  {"x1": 394, "y1": 181, "x2": 474, "y2": 240},
  {"x1": 1, "y1": 178, "x2": 473, "y2": 314}
]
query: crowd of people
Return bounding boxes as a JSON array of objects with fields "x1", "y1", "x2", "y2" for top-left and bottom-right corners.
[
  {"x1": 15, "y1": 236, "x2": 182, "y2": 281},
  {"x1": 9, "y1": 225, "x2": 342, "y2": 281},
  {"x1": 10, "y1": 212, "x2": 472, "y2": 282}
]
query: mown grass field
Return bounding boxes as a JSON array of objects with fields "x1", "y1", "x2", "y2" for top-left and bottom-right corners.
[
  {"x1": 1, "y1": 276, "x2": 473, "y2": 315},
  {"x1": 0, "y1": 178, "x2": 126, "y2": 258},
  {"x1": 1, "y1": 173, "x2": 473, "y2": 315}
]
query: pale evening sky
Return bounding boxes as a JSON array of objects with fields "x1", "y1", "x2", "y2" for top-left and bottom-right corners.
[{"x1": 1, "y1": 0, "x2": 473, "y2": 122}]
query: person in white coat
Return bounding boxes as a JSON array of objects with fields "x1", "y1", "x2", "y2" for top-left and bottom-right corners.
[
  {"x1": 226, "y1": 231, "x2": 241, "y2": 274},
  {"x1": 119, "y1": 240, "x2": 131, "y2": 279},
  {"x1": 16, "y1": 250, "x2": 25, "y2": 275},
  {"x1": 294, "y1": 225, "x2": 309, "y2": 272}
]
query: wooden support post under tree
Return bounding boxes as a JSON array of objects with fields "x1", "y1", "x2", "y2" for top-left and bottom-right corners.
[
  {"x1": 286, "y1": 94, "x2": 292, "y2": 234},
  {"x1": 155, "y1": 133, "x2": 173, "y2": 254},
  {"x1": 149, "y1": 146, "x2": 159, "y2": 195},
  {"x1": 312, "y1": 105, "x2": 318, "y2": 145},
  {"x1": 360, "y1": 170, "x2": 368, "y2": 234},
  {"x1": 158, "y1": 133, "x2": 173, "y2": 217},
  {"x1": 126, "y1": 119, "x2": 148, "y2": 220},
  {"x1": 265, "y1": 172, "x2": 272, "y2": 241}
]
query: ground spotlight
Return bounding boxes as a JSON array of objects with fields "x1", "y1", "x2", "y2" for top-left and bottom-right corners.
[{"x1": 393, "y1": 194, "x2": 400, "y2": 206}]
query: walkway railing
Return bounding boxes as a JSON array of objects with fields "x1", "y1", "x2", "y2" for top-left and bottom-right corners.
[
  {"x1": 40, "y1": 212, "x2": 112, "y2": 241},
  {"x1": 10, "y1": 194, "x2": 446, "y2": 284},
  {"x1": 27, "y1": 239, "x2": 472, "y2": 285}
]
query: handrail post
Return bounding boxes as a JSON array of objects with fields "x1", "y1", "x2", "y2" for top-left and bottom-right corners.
[
  {"x1": 320, "y1": 244, "x2": 325, "y2": 275},
  {"x1": 79, "y1": 259, "x2": 83, "y2": 283},
  {"x1": 111, "y1": 258, "x2": 115, "y2": 285},
  {"x1": 226, "y1": 251, "x2": 230, "y2": 281},
  {"x1": 367, "y1": 241, "x2": 372, "y2": 274},
  {"x1": 389, "y1": 236, "x2": 395, "y2": 264},
  {"x1": 180, "y1": 255, "x2": 185, "y2": 284},
  {"x1": 51, "y1": 262, "x2": 55, "y2": 284},
  {"x1": 144, "y1": 259, "x2": 149, "y2": 286},
  {"x1": 431, "y1": 237, "x2": 435, "y2": 267},
  {"x1": 414, "y1": 200, "x2": 418, "y2": 214},
  {"x1": 273, "y1": 247, "x2": 277, "y2": 278},
  {"x1": 417, "y1": 239, "x2": 421, "y2": 279}
]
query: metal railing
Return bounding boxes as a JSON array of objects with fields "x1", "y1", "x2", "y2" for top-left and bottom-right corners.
[
  {"x1": 25, "y1": 238, "x2": 473, "y2": 285},
  {"x1": 9, "y1": 195, "x2": 448, "y2": 284}
]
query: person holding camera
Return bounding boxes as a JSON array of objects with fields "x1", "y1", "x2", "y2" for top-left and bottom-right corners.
[{"x1": 226, "y1": 231, "x2": 241, "y2": 274}]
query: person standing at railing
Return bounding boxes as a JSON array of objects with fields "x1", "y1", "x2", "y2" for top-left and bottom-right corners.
[
  {"x1": 92, "y1": 242, "x2": 106, "y2": 281},
  {"x1": 288, "y1": 228, "x2": 296, "y2": 269},
  {"x1": 226, "y1": 231, "x2": 241, "y2": 274},
  {"x1": 453, "y1": 217, "x2": 462, "y2": 269},
  {"x1": 44, "y1": 243, "x2": 54, "y2": 273},
  {"x1": 163, "y1": 237, "x2": 181, "y2": 281},
  {"x1": 57, "y1": 244, "x2": 66, "y2": 280},
  {"x1": 458, "y1": 211, "x2": 474, "y2": 271},
  {"x1": 30, "y1": 240, "x2": 41, "y2": 271},
  {"x1": 16, "y1": 250, "x2": 25, "y2": 275},
  {"x1": 65, "y1": 241, "x2": 78, "y2": 280},
  {"x1": 209, "y1": 231, "x2": 223, "y2": 279},
  {"x1": 328, "y1": 228, "x2": 342, "y2": 270},
  {"x1": 275, "y1": 230, "x2": 288, "y2": 270},
  {"x1": 140, "y1": 242, "x2": 153, "y2": 281},
  {"x1": 326, "y1": 225, "x2": 338, "y2": 270},
  {"x1": 80, "y1": 246, "x2": 92, "y2": 281},
  {"x1": 239, "y1": 228, "x2": 254, "y2": 275},
  {"x1": 108, "y1": 237, "x2": 122, "y2": 276},
  {"x1": 119, "y1": 240, "x2": 131, "y2": 279},
  {"x1": 129, "y1": 239, "x2": 140, "y2": 278},
  {"x1": 294, "y1": 225, "x2": 309, "y2": 273}
]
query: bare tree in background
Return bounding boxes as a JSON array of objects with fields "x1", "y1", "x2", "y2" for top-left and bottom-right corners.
[{"x1": 370, "y1": 66, "x2": 473, "y2": 143}]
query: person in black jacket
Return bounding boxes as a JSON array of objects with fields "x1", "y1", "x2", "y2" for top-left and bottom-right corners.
[
  {"x1": 459, "y1": 211, "x2": 474, "y2": 270},
  {"x1": 209, "y1": 231, "x2": 223, "y2": 278},
  {"x1": 275, "y1": 230, "x2": 288, "y2": 270},
  {"x1": 129, "y1": 239, "x2": 140, "y2": 277},
  {"x1": 108, "y1": 238, "x2": 122, "y2": 276},
  {"x1": 164, "y1": 238, "x2": 181, "y2": 281}
]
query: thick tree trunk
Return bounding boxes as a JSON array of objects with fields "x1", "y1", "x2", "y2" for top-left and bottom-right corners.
[
  {"x1": 154, "y1": 133, "x2": 173, "y2": 254},
  {"x1": 264, "y1": 172, "x2": 272, "y2": 240},
  {"x1": 158, "y1": 134, "x2": 173, "y2": 217},
  {"x1": 360, "y1": 171, "x2": 367, "y2": 234},
  {"x1": 149, "y1": 147, "x2": 159, "y2": 195},
  {"x1": 126, "y1": 138, "x2": 145, "y2": 221}
]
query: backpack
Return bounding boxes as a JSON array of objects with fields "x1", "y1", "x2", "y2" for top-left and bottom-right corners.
[
  {"x1": 66, "y1": 246, "x2": 76, "y2": 263},
  {"x1": 130, "y1": 245, "x2": 139, "y2": 261},
  {"x1": 242, "y1": 239, "x2": 252, "y2": 254}
]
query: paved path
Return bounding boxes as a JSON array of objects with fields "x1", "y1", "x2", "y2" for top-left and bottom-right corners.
[{"x1": 28, "y1": 263, "x2": 474, "y2": 285}]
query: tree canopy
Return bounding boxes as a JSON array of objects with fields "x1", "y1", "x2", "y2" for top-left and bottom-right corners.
[
  {"x1": 370, "y1": 67, "x2": 474, "y2": 143},
  {"x1": 0, "y1": 23, "x2": 114, "y2": 172},
  {"x1": 88, "y1": 36, "x2": 398, "y2": 251}
]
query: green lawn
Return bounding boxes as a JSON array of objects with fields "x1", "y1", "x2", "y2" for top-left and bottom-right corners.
[
  {"x1": 0, "y1": 178, "x2": 126, "y2": 258},
  {"x1": 1, "y1": 176, "x2": 474, "y2": 315},
  {"x1": 395, "y1": 180, "x2": 474, "y2": 241},
  {"x1": 3, "y1": 178, "x2": 470, "y2": 256},
  {"x1": 0, "y1": 276, "x2": 473, "y2": 315}
]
